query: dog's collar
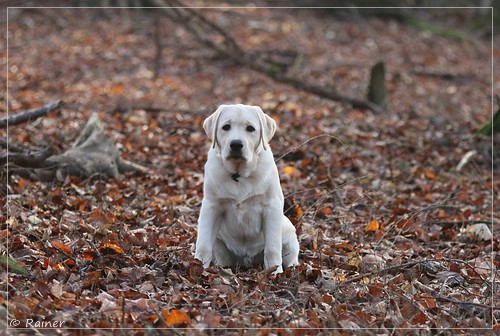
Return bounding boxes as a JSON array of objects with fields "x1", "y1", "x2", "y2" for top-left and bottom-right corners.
[{"x1": 231, "y1": 172, "x2": 240, "y2": 182}]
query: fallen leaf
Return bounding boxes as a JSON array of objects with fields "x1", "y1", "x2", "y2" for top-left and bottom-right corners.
[
  {"x1": 51, "y1": 240, "x2": 72, "y2": 254},
  {"x1": 366, "y1": 220, "x2": 380, "y2": 232},
  {"x1": 202, "y1": 312, "x2": 222, "y2": 327},
  {"x1": 465, "y1": 223, "x2": 492, "y2": 241},
  {"x1": 425, "y1": 170, "x2": 437, "y2": 180},
  {"x1": 110, "y1": 83, "x2": 124, "y2": 95},
  {"x1": 322, "y1": 293, "x2": 334, "y2": 304},
  {"x1": 435, "y1": 271, "x2": 464, "y2": 287},
  {"x1": 282, "y1": 165, "x2": 296, "y2": 176},
  {"x1": 335, "y1": 242, "x2": 353, "y2": 251},
  {"x1": 97, "y1": 292, "x2": 118, "y2": 312},
  {"x1": 412, "y1": 312, "x2": 428, "y2": 324},
  {"x1": 162, "y1": 309, "x2": 191, "y2": 327},
  {"x1": 338, "y1": 319, "x2": 360, "y2": 329},
  {"x1": 98, "y1": 242, "x2": 125, "y2": 254},
  {"x1": 414, "y1": 293, "x2": 437, "y2": 309},
  {"x1": 50, "y1": 280, "x2": 64, "y2": 298},
  {"x1": 321, "y1": 207, "x2": 332, "y2": 216},
  {"x1": 360, "y1": 253, "x2": 386, "y2": 272},
  {"x1": 346, "y1": 252, "x2": 361, "y2": 270},
  {"x1": 368, "y1": 282, "x2": 384, "y2": 297}
]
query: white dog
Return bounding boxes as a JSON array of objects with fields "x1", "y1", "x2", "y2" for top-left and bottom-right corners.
[{"x1": 195, "y1": 104, "x2": 299, "y2": 274}]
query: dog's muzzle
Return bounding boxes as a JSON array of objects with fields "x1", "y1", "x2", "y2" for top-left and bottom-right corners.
[{"x1": 228, "y1": 140, "x2": 245, "y2": 160}]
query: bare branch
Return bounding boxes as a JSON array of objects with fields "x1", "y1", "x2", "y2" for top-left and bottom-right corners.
[
  {"x1": 423, "y1": 219, "x2": 497, "y2": 226},
  {"x1": 431, "y1": 295, "x2": 500, "y2": 310},
  {"x1": 158, "y1": 3, "x2": 385, "y2": 114},
  {"x1": 0, "y1": 100, "x2": 62, "y2": 128},
  {"x1": 338, "y1": 257, "x2": 494, "y2": 290},
  {"x1": 0, "y1": 147, "x2": 53, "y2": 167}
]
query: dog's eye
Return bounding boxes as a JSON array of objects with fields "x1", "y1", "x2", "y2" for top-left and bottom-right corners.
[
  {"x1": 222, "y1": 124, "x2": 231, "y2": 131},
  {"x1": 246, "y1": 125, "x2": 255, "y2": 132}
]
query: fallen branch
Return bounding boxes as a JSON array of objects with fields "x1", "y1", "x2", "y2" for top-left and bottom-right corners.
[
  {"x1": 412, "y1": 69, "x2": 463, "y2": 81},
  {"x1": 0, "y1": 138, "x2": 53, "y2": 167},
  {"x1": 338, "y1": 257, "x2": 493, "y2": 290},
  {"x1": 158, "y1": 2, "x2": 384, "y2": 114},
  {"x1": 431, "y1": 295, "x2": 500, "y2": 310},
  {"x1": 337, "y1": 259, "x2": 425, "y2": 287},
  {"x1": 0, "y1": 100, "x2": 62, "y2": 128},
  {"x1": 423, "y1": 219, "x2": 497, "y2": 226},
  {"x1": 110, "y1": 105, "x2": 209, "y2": 115},
  {"x1": 0, "y1": 147, "x2": 53, "y2": 167},
  {"x1": 260, "y1": 68, "x2": 383, "y2": 113}
]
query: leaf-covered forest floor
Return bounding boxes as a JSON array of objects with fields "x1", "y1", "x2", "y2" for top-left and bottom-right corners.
[{"x1": 2, "y1": 4, "x2": 499, "y2": 335}]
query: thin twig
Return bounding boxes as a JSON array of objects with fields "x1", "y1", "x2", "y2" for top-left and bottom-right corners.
[
  {"x1": 87, "y1": 240, "x2": 103, "y2": 260},
  {"x1": 275, "y1": 134, "x2": 355, "y2": 164}
]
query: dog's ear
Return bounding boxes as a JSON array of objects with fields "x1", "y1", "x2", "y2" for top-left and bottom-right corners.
[
  {"x1": 203, "y1": 105, "x2": 225, "y2": 149},
  {"x1": 254, "y1": 106, "x2": 277, "y2": 151}
]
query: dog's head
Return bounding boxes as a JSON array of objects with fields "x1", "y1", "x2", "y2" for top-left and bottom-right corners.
[{"x1": 203, "y1": 104, "x2": 276, "y2": 178}]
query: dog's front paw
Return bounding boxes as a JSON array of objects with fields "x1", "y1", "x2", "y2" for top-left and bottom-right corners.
[
  {"x1": 272, "y1": 265, "x2": 283, "y2": 275},
  {"x1": 264, "y1": 251, "x2": 282, "y2": 274},
  {"x1": 264, "y1": 263, "x2": 283, "y2": 275},
  {"x1": 194, "y1": 249, "x2": 212, "y2": 268}
]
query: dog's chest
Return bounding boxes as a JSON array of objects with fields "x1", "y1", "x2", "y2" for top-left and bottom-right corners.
[
  {"x1": 231, "y1": 197, "x2": 259, "y2": 224},
  {"x1": 218, "y1": 196, "x2": 265, "y2": 256},
  {"x1": 216, "y1": 176, "x2": 266, "y2": 203},
  {"x1": 220, "y1": 194, "x2": 265, "y2": 236}
]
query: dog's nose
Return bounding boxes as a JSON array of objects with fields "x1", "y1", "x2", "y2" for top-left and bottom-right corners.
[{"x1": 230, "y1": 140, "x2": 243, "y2": 151}]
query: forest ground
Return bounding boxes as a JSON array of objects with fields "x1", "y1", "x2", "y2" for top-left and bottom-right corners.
[{"x1": 1, "y1": 4, "x2": 499, "y2": 335}]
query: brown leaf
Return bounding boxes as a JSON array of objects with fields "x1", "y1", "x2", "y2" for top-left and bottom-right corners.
[
  {"x1": 82, "y1": 251, "x2": 95, "y2": 261},
  {"x1": 110, "y1": 83, "x2": 124, "y2": 95},
  {"x1": 412, "y1": 312, "x2": 428, "y2": 324},
  {"x1": 366, "y1": 220, "x2": 380, "y2": 232},
  {"x1": 322, "y1": 293, "x2": 334, "y2": 304},
  {"x1": 360, "y1": 253, "x2": 386, "y2": 272},
  {"x1": 82, "y1": 270, "x2": 104, "y2": 289},
  {"x1": 334, "y1": 242, "x2": 353, "y2": 251},
  {"x1": 98, "y1": 242, "x2": 125, "y2": 254},
  {"x1": 162, "y1": 309, "x2": 191, "y2": 327},
  {"x1": 202, "y1": 312, "x2": 222, "y2": 327},
  {"x1": 355, "y1": 310, "x2": 375, "y2": 324},
  {"x1": 346, "y1": 252, "x2": 361, "y2": 270},
  {"x1": 414, "y1": 293, "x2": 437, "y2": 309},
  {"x1": 368, "y1": 282, "x2": 384, "y2": 298},
  {"x1": 51, "y1": 240, "x2": 72, "y2": 254}
]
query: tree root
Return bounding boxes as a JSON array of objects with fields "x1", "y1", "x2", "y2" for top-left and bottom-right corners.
[{"x1": 3, "y1": 110, "x2": 147, "y2": 180}]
